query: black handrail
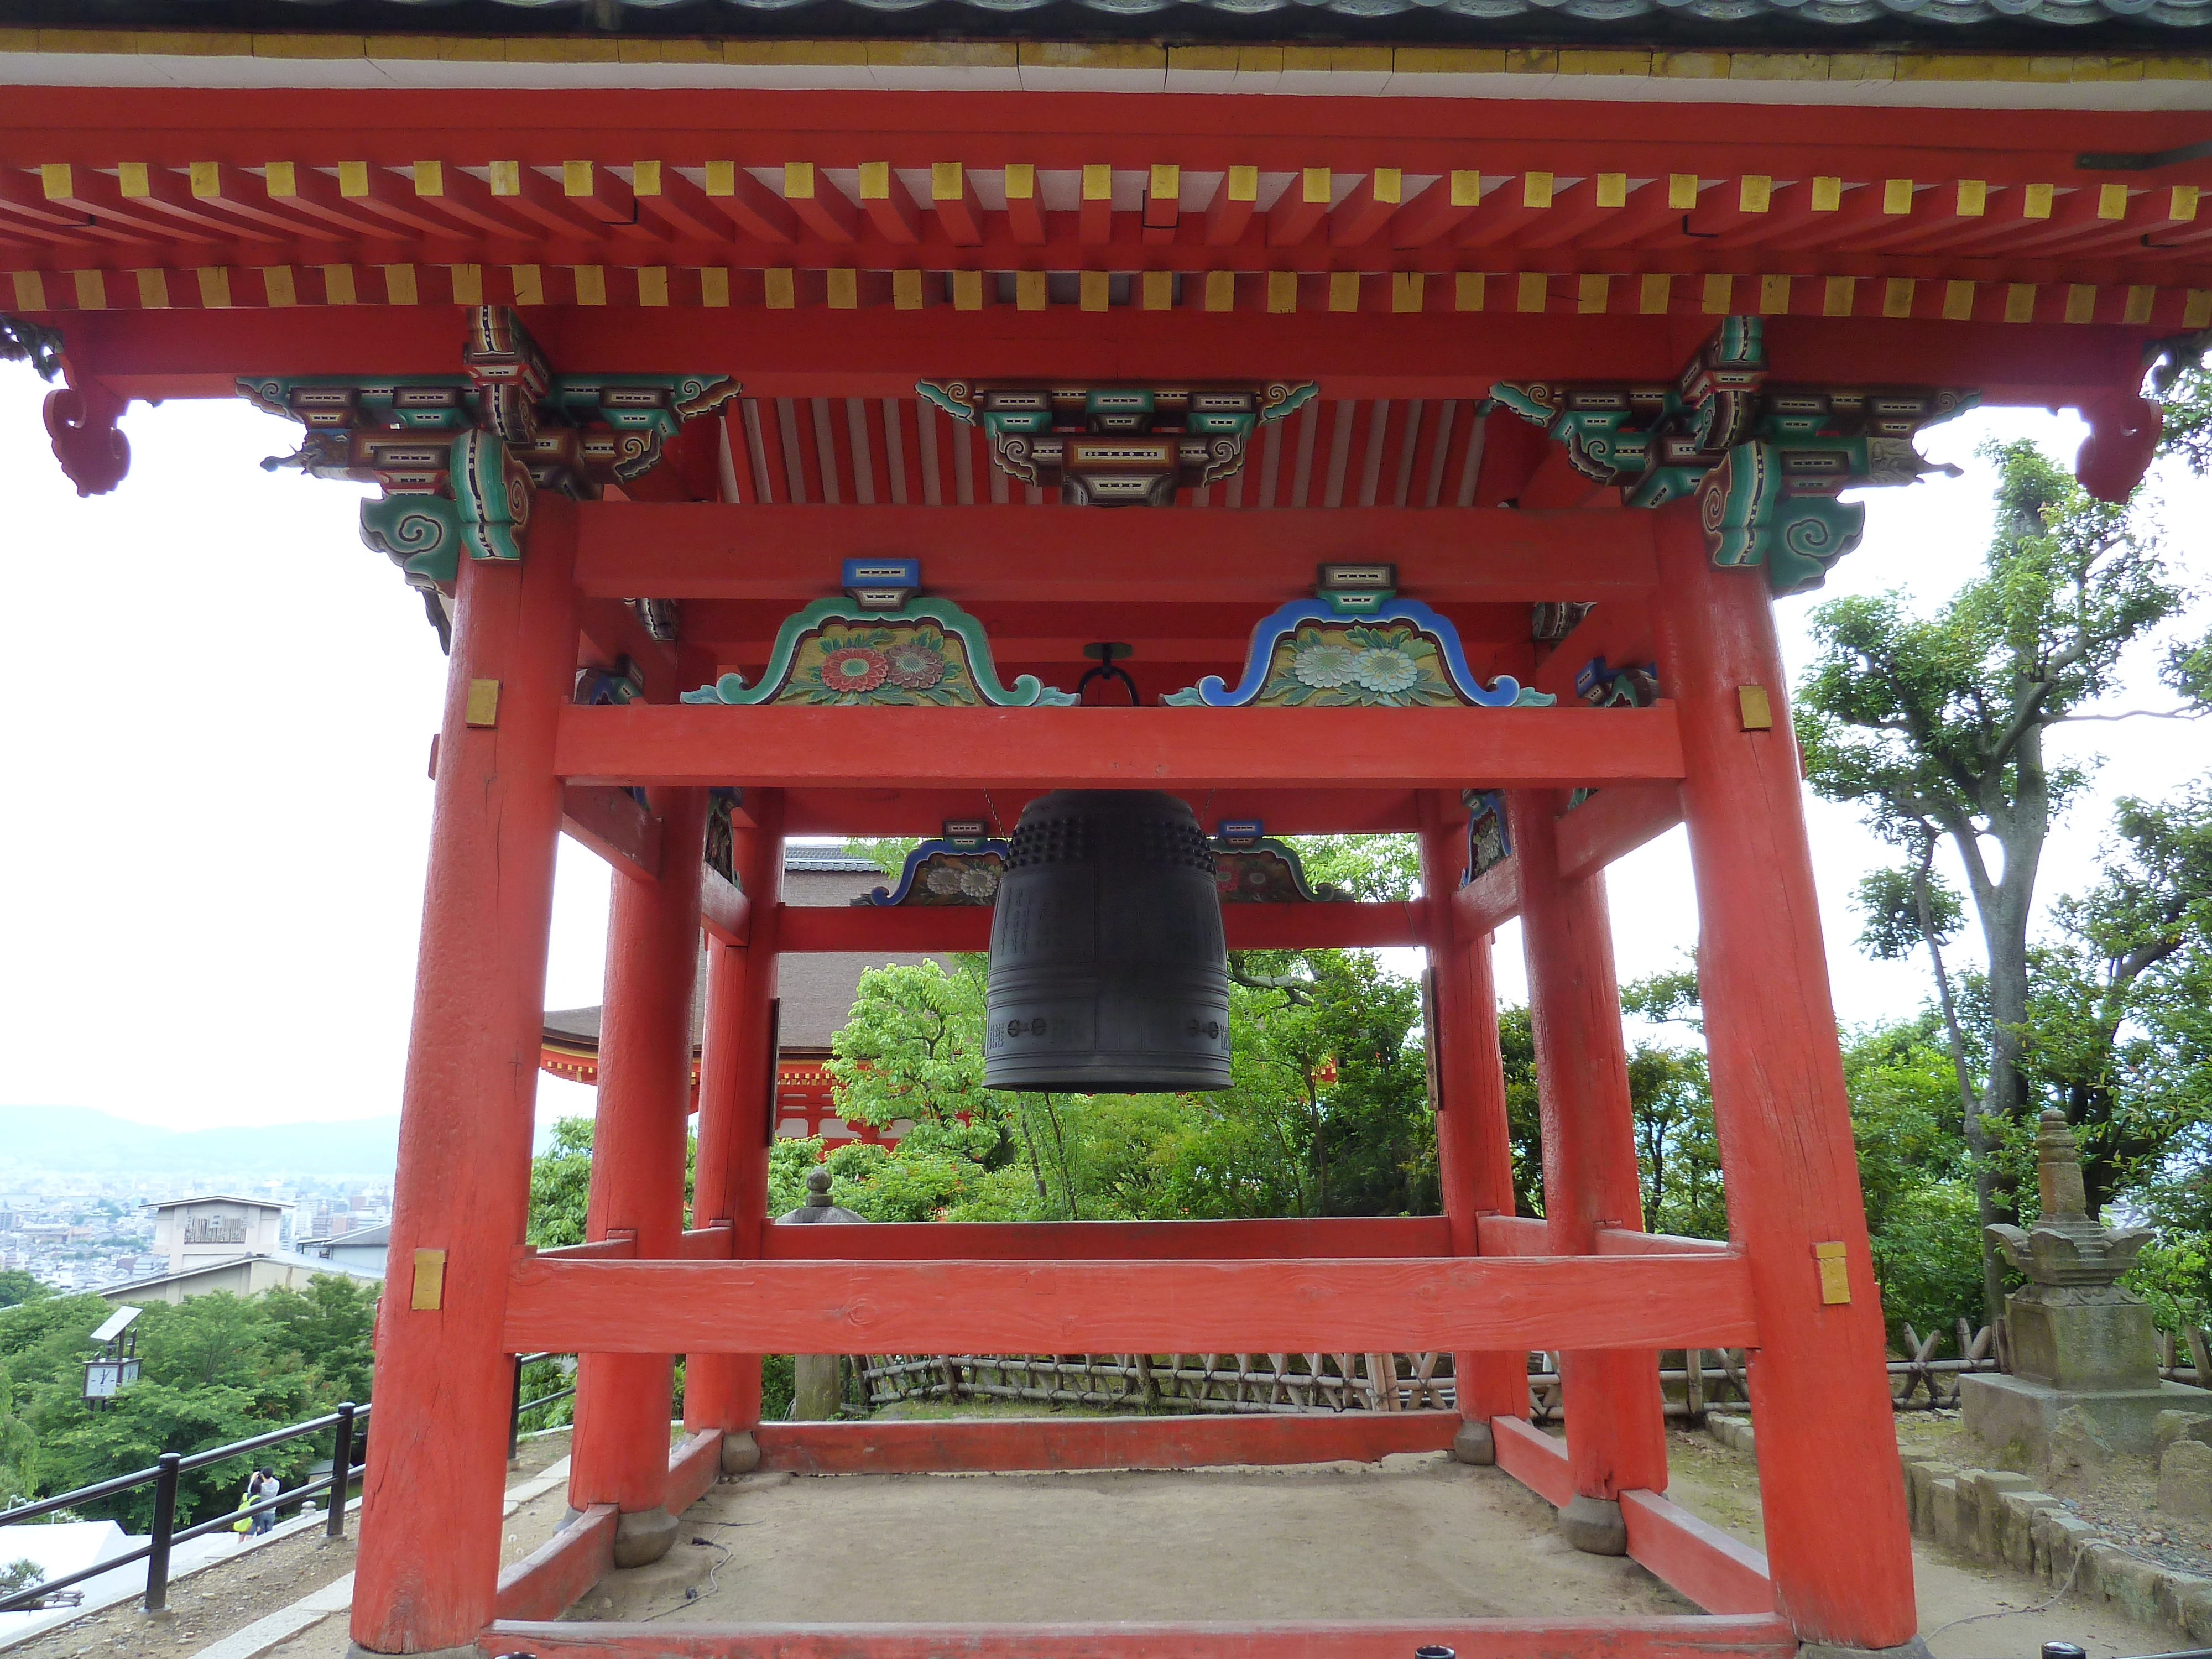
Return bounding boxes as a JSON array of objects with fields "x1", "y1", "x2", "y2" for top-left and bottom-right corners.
[
  {"x1": 0, "y1": 1402, "x2": 371, "y2": 1616},
  {"x1": 2, "y1": 1348, "x2": 577, "y2": 1620}
]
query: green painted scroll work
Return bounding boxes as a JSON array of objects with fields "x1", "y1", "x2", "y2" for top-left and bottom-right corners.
[
  {"x1": 681, "y1": 597, "x2": 1079, "y2": 708},
  {"x1": 359, "y1": 429, "x2": 532, "y2": 585}
]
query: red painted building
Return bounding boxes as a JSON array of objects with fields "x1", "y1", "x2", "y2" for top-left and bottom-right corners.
[
  {"x1": 10, "y1": 2, "x2": 2205, "y2": 1652},
  {"x1": 539, "y1": 848, "x2": 925, "y2": 1146}
]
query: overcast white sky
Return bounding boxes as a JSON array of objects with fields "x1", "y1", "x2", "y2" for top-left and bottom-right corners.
[{"x1": 1, "y1": 361, "x2": 2201, "y2": 1132}]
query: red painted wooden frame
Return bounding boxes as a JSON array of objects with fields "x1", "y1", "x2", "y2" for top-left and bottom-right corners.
[
  {"x1": 479, "y1": 1613, "x2": 1801, "y2": 1659},
  {"x1": 754, "y1": 1410, "x2": 1460, "y2": 1474},
  {"x1": 761, "y1": 1215, "x2": 1453, "y2": 1259},
  {"x1": 573, "y1": 504, "x2": 1658, "y2": 606},
  {"x1": 500, "y1": 1255, "x2": 1759, "y2": 1353},
  {"x1": 1489, "y1": 1420, "x2": 1776, "y2": 1618},
  {"x1": 775, "y1": 902, "x2": 1422, "y2": 953},
  {"x1": 553, "y1": 706, "x2": 1687, "y2": 791}
]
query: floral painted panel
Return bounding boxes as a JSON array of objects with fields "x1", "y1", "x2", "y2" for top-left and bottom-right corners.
[
  {"x1": 788, "y1": 622, "x2": 978, "y2": 706},
  {"x1": 1260, "y1": 622, "x2": 1461, "y2": 708}
]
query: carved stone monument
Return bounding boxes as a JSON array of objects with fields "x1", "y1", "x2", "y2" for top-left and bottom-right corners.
[
  {"x1": 1961, "y1": 1110, "x2": 2212, "y2": 1462},
  {"x1": 779, "y1": 1167, "x2": 867, "y2": 1422}
]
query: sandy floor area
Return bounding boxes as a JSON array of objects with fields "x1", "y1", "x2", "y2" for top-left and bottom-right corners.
[{"x1": 580, "y1": 1454, "x2": 1697, "y2": 1626}]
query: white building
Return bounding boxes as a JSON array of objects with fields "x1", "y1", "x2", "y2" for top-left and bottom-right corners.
[{"x1": 98, "y1": 1196, "x2": 379, "y2": 1305}]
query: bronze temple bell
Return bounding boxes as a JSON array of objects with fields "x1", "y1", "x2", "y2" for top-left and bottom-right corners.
[{"x1": 984, "y1": 790, "x2": 1233, "y2": 1093}]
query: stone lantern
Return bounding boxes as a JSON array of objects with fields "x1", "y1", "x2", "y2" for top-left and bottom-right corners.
[
  {"x1": 1963, "y1": 1109, "x2": 2212, "y2": 1461},
  {"x1": 776, "y1": 1168, "x2": 865, "y2": 1420}
]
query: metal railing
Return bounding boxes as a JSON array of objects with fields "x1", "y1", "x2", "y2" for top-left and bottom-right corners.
[
  {"x1": 0, "y1": 1402, "x2": 368, "y2": 1616},
  {"x1": 509, "y1": 1353, "x2": 575, "y2": 1458}
]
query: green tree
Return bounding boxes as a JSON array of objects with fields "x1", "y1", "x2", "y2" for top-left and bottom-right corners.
[
  {"x1": 2017, "y1": 783, "x2": 2212, "y2": 1212},
  {"x1": 1797, "y1": 437, "x2": 2194, "y2": 1314},
  {"x1": 0, "y1": 1270, "x2": 48, "y2": 1311}
]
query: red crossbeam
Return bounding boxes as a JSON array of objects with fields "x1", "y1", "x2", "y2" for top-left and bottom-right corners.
[
  {"x1": 773, "y1": 901, "x2": 1422, "y2": 954},
  {"x1": 761, "y1": 1215, "x2": 1453, "y2": 1259},
  {"x1": 552, "y1": 706, "x2": 1687, "y2": 791},
  {"x1": 481, "y1": 1614, "x2": 1799, "y2": 1659},
  {"x1": 753, "y1": 1410, "x2": 1461, "y2": 1474},
  {"x1": 572, "y1": 503, "x2": 1657, "y2": 604},
  {"x1": 500, "y1": 1254, "x2": 1759, "y2": 1353}
]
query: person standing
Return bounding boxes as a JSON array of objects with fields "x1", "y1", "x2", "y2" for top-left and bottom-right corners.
[{"x1": 254, "y1": 1468, "x2": 280, "y2": 1534}]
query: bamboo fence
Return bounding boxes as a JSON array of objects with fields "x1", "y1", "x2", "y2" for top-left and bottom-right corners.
[{"x1": 855, "y1": 1321, "x2": 2202, "y2": 1421}]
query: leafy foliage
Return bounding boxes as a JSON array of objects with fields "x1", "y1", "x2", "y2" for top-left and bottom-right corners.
[{"x1": 0, "y1": 1278, "x2": 378, "y2": 1530}]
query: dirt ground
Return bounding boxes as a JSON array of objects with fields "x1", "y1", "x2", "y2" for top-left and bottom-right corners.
[
  {"x1": 1662, "y1": 1425, "x2": 2187, "y2": 1658},
  {"x1": 1899, "y1": 1412, "x2": 2212, "y2": 1578},
  {"x1": 23, "y1": 1416, "x2": 2206, "y2": 1659},
  {"x1": 585, "y1": 1454, "x2": 1697, "y2": 1626},
  {"x1": 4, "y1": 1434, "x2": 575, "y2": 1659}
]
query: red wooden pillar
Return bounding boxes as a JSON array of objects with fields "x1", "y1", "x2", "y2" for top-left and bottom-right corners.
[
  {"x1": 1416, "y1": 793, "x2": 1528, "y2": 1456},
  {"x1": 567, "y1": 785, "x2": 708, "y2": 1564},
  {"x1": 351, "y1": 502, "x2": 580, "y2": 1657},
  {"x1": 1505, "y1": 788, "x2": 1668, "y2": 1552},
  {"x1": 682, "y1": 789, "x2": 785, "y2": 1469},
  {"x1": 1650, "y1": 503, "x2": 1917, "y2": 1648}
]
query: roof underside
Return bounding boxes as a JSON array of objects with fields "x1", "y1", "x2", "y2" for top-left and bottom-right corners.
[{"x1": 4, "y1": 0, "x2": 2208, "y2": 41}]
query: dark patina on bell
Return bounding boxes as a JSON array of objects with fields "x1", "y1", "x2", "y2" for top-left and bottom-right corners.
[{"x1": 985, "y1": 790, "x2": 1232, "y2": 1093}]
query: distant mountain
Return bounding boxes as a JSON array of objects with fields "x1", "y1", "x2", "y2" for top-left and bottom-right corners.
[{"x1": 0, "y1": 1105, "x2": 403, "y2": 1178}]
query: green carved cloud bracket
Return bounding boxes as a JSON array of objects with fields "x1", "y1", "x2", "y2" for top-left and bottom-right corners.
[
  {"x1": 1489, "y1": 315, "x2": 1978, "y2": 597},
  {"x1": 681, "y1": 597, "x2": 1078, "y2": 708},
  {"x1": 238, "y1": 305, "x2": 736, "y2": 596}
]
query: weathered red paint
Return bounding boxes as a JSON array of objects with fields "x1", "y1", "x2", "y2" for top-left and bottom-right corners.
[
  {"x1": 501, "y1": 1254, "x2": 1761, "y2": 1354},
  {"x1": 1649, "y1": 503, "x2": 1917, "y2": 1647},
  {"x1": 1418, "y1": 793, "x2": 1530, "y2": 1426},
  {"x1": 763, "y1": 1215, "x2": 1451, "y2": 1260},
  {"x1": 349, "y1": 502, "x2": 580, "y2": 1656},
  {"x1": 1506, "y1": 790, "x2": 1669, "y2": 1502},
  {"x1": 568, "y1": 786, "x2": 707, "y2": 1518},
  {"x1": 754, "y1": 1410, "x2": 1460, "y2": 1475},
  {"x1": 493, "y1": 1504, "x2": 615, "y2": 1624},
  {"x1": 681, "y1": 790, "x2": 785, "y2": 1436},
  {"x1": 481, "y1": 1613, "x2": 1801, "y2": 1659}
]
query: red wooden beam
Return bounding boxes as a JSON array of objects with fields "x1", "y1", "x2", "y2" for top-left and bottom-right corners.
[
  {"x1": 492, "y1": 1504, "x2": 613, "y2": 1623},
  {"x1": 1555, "y1": 783, "x2": 1685, "y2": 882},
  {"x1": 1620, "y1": 1490, "x2": 1777, "y2": 1616},
  {"x1": 1475, "y1": 1214, "x2": 1548, "y2": 1256},
  {"x1": 762, "y1": 1215, "x2": 1454, "y2": 1260},
  {"x1": 571, "y1": 504, "x2": 1657, "y2": 605},
  {"x1": 753, "y1": 1410, "x2": 1459, "y2": 1475},
  {"x1": 559, "y1": 784, "x2": 662, "y2": 882},
  {"x1": 51, "y1": 305, "x2": 2154, "y2": 409},
  {"x1": 1454, "y1": 857, "x2": 1522, "y2": 941},
  {"x1": 773, "y1": 901, "x2": 1422, "y2": 954},
  {"x1": 664, "y1": 1428, "x2": 722, "y2": 1516},
  {"x1": 552, "y1": 706, "x2": 1688, "y2": 792},
  {"x1": 483, "y1": 1614, "x2": 1800, "y2": 1659},
  {"x1": 1493, "y1": 1415, "x2": 1575, "y2": 1506},
  {"x1": 500, "y1": 1254, "x2": 1760, "y2": 1353},
  {"x1": 698, "y1": 870, "x2": 749, "y2": 946},
  {"x1": 1594, "y1": 1227, "x2": 1733, "y2": 1255},
  {"x1": 677, "y1": 1224, "x2": 735, "y2": 1259},
  {"x1": 530, "y1": 1237, "x2": 639, "y2": 1261},
  {"x1": 777, "y1": 786, "x2": 1428, "y2": 837}
]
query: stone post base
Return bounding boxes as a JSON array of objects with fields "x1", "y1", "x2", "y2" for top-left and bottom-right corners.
[
  {"x1": 1449, "y1": 1421, "x2": 1496, "y2": 1465},
  {"x1": 1961, "y1": 1371, "x2": 2212, "y2": 1463},
  {"x1": 1556, "y1": 1494, "x2": 1627, "y2": 1556},
  {"x1": 612, "y1": 1506, "x2": 680, "y2": 1568},
  {"x1": 719, "y1": 1430, "x2": 761, "y2": 1474}
]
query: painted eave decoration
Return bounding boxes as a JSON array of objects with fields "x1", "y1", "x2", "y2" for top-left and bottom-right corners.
[
  {"x1": 1164, "y1": 598, "x2": 1554, "y2": 708},
  {"x1": 683, "y1": 595, "x2": 1078, "y2": 707},
  {"x1": 919, "y1": 380, "x2": 1318, "y2": 507},
  {"x1": 1489, "y1": 314, "x2": 1976, "y2": 597},
  {"x1": 854, "y1": 838, "x2": 1012, "y2": 906},
  {"x1": 1212, "y1": 833, "x2": 1349, "y2": 904},
  {"x1": 239, "y1": 304, "x2": 736, "y2": 588}
]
